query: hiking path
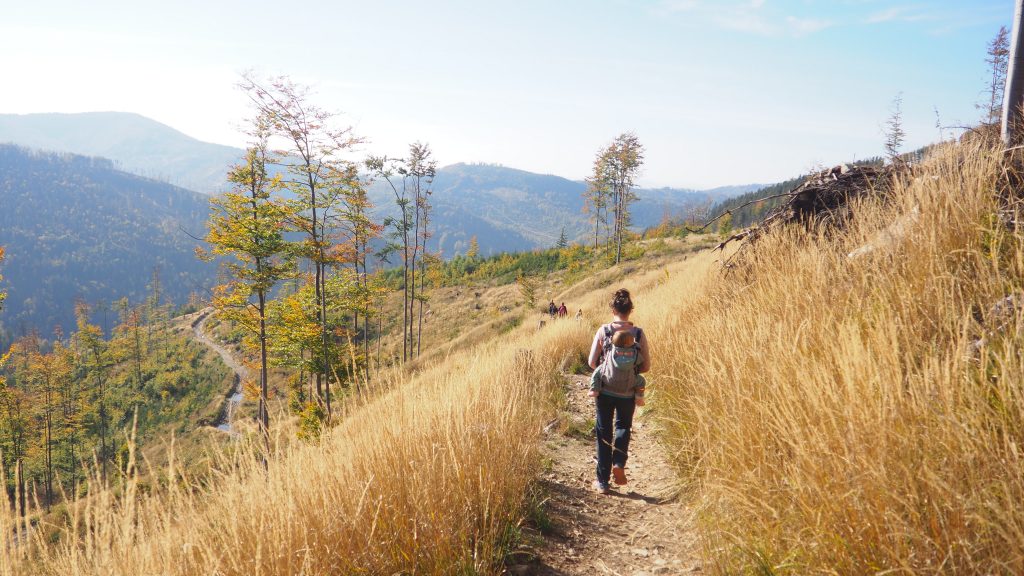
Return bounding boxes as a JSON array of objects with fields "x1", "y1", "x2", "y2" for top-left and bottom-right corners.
[
  {"x1": 515, "y1": 374, "x2": 703, "y2": 575},
  {"x1": 189, "y1": 307, "x2": 247, "y2": 434}
]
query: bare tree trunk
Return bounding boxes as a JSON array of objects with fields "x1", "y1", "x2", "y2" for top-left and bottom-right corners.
[
  {"x1": 376, "y1": 300, "x2": 383, "y2": 376},
  {"x1": 1004, "y1": 0, "x2": 1024, "y2": 144},
  {"x1": 44, "y1": 383, "x2": 52, "y2": 512},
  {"x1": 614, "y1": 181, "x2": 623, "y2": 264},
  {"x1": 411, "y1": 183, "x2": 420, "y2": 360},
  {"x1": 416, "y1": 207, "x2": 430, "y2": 358},
  {"x1": 402, "y1": 202, "x2": 411, "y2": 363},
  {"x1": 258, "y1": 290, "x2": 270, "y2": 455},
  {"x1": 320, "y1": 271, "x2": 332, "y2": 419}
]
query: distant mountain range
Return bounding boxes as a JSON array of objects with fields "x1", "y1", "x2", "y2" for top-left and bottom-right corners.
[
  {"x1": 0, "y1": 112, "x2": 764, "y2": 258},
  {"x1": 0, "y1": 112, "x2": 242, "y2": 193},
  {"x1": 0, "y1": 112, "x2": 768, "y2": 331}
]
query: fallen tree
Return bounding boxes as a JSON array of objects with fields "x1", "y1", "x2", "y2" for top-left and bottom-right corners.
[{"x1": 692, "y1": 163, "x2": 897, "y2": 266}]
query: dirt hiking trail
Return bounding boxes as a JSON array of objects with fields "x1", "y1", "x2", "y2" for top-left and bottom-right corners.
[
  {"x1": 518, "y1": 374, "x2": 703, "y2": 575},
  {"x1": 190, "y1": 308, "x2": 249, "y2": 381},
  {"x1": 188, "y1": 308, "x2": 247, "y2": 433}
]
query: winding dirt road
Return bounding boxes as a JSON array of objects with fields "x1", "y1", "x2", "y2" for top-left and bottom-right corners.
[{"x1": 191, "y1": 308, "x2": 247, "y2": 433}]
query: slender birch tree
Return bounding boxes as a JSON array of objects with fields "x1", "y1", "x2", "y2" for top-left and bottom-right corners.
[
  {"x1": 367, "y1": 142, "x2": 435, "y2": 361},
  {"x1": 583, "y1": 155, "x2": 612, "y2": 250},
  {"x1": 239, "y1": 73, "x2": 361, "y2": 420},
  {"x1": 591, "y1": 133, "x2": 644, "y2": 263},
  {"x1": 201, "y1": 116, "x2": 293, "y2": 445}
]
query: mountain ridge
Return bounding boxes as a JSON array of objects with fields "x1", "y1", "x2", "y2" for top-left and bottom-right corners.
[
  {"x1": 0, "y1": 112, "x2": 762, "y2": 200},
  {"x1": 0, "y1": 111, "x2": 243, "y2": 193}
]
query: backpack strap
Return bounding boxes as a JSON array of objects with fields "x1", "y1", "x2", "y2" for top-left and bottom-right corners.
[
  {"x1": 598, "y1": 324, "x2": 614, "y2": 364},
  {"x1": 602, "y1": 324, "x2": 614, "y2": 350},
  {"x1": 632, "y1": 327, "x2": 644, "y2": 374}
]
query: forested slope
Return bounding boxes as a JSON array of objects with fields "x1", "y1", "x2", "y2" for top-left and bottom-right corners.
[
  {"x1": 0, "y1": 112, "x2": 243, "y2": 193},
  {"x1": 0, "y1": 145, "x2": 214, "y2": 333}
]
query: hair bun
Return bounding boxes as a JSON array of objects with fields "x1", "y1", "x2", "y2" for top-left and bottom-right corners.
[{"x1": 610, "y1": 288, "x2": 634, "y2": 314}]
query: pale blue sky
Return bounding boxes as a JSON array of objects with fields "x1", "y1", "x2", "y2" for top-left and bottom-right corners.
[{"x1": 0, "y1": 0, "x2": 1011, "y2": 188}]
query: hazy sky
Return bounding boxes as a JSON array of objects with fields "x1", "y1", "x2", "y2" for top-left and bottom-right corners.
[{"x1": 0, "y1": 0, "x2": 1011, "y2": 188}]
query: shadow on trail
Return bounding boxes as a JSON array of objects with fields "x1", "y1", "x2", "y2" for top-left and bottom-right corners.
[{"x1": 605, "y1": 490, "x2": 664, "y2": 505}]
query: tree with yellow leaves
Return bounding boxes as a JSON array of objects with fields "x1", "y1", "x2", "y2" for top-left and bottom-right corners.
[{"x1": 201, "y1": 117, "x2": 293, "y2": 444}]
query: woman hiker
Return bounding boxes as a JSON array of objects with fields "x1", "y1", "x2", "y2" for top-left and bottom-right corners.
[{"x1": 586, "y1": 288, "x2": 650, "y2": 494}]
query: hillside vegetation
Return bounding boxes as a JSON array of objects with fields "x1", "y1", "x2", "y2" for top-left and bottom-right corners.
[
  {"x1": 651, "y1": 139, "x2": 1024, "y2": 572},
  {"x1": 0, "y1": 300, "x2": 585, "y2": 574},
  {"x1": 4, "y1": 136, "x2": 1018, "y2": 573},
  {"x1": 0, "y1": 145, "x2": 213, "y2": 332},
  {"x1": 0, "y1": 300, "x2": 232, "y2": 513},
  {"x1": 0, "y1": 112, "x2": 243, "y2": 193},
  {"x1": 0, "y1": 226, "x2": 716, "y2": 574}
]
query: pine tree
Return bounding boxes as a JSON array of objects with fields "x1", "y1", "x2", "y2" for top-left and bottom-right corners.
[
  {"x1": 556, "y1": 228, "x2": 568, "y2": 249},
  {"x1": 885, "y1": 93, "x2": 906, "y2": 166},
  {"x1": 516, "y1": 271, "x2": 538, "y2": 308}
]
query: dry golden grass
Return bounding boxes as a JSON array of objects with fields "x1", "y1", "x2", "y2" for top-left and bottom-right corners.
[
  {"x1": 0, "y1": 231, "x2": 715, "y2": 574},
  {"x1": 0, "y1": 315, "x2": 600, "y2": 574},
  {"x1": 653, "y1": 140, "x2": 1024, "y2": 573},
  {"x1": 12, "y1": 140, "x2": 1014, "y2": 574}
]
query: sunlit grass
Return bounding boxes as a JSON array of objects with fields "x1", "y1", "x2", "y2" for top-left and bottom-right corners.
[
  {"x1": 0, "y1": 316, "x2": 602, "y2": 574},
  {"x1": 654, "y1": 139, "x2": 1024, "y2": 573}
]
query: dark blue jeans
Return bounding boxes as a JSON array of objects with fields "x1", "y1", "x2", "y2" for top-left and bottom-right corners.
[{"x1": 595, "y1": 393, "x2": 636, "y2": 485}]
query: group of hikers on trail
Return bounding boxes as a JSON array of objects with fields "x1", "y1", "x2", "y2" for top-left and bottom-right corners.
[
  {"x1": 547, "y1": 300, "x2": 582, "y2": 320},
  {"x1": 547, "y1": 300, "x2": 566, "y2": 318},
  {"x1": 586, "y1": 288, "x2": 650, "y2": 494}
]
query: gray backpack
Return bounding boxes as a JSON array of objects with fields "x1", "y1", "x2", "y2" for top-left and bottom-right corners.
[{"x1": 594, "y1": 324, "x2": 643, "y2": 396}]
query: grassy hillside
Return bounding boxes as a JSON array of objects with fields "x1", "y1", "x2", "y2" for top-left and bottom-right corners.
[
  {"x1": 652, "y1": 139, "x2": 1024, "y2": 573},
  {"x1": 1, "y1": 307, "x2": 576, "y2": 574},
  {"x1": 5, "y1": 137, "x2": 1017, "y2": 573},
  {"x1": 0, "y1": 226, "x2": 712, "y2": 573}
]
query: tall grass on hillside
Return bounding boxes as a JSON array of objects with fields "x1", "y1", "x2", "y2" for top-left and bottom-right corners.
[
  {"x1": 0, "y1": 317, "x2": 595, "y2": 575},
  {"x1": 655, "y1": 140, "x2": 1024, "y2": 573}
]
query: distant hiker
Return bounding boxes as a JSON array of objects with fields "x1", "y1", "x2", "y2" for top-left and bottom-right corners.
[
  {"x1": 587, "y1": 288, "x2": 650, "y2": 494},
  {"x1": 558, "y1": 302, "x2": 568, "y2": 317},
  {"x1": 575, "y1": 308, "x2": 583, "y2": 322},
  {"x1": 548, "y1": 301, "x2": 557, "y2": 318}
]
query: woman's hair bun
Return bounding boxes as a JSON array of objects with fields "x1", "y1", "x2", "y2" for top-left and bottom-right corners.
[{"x1": 610, "y1": 288, "x2": 634, "y2": 314}]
